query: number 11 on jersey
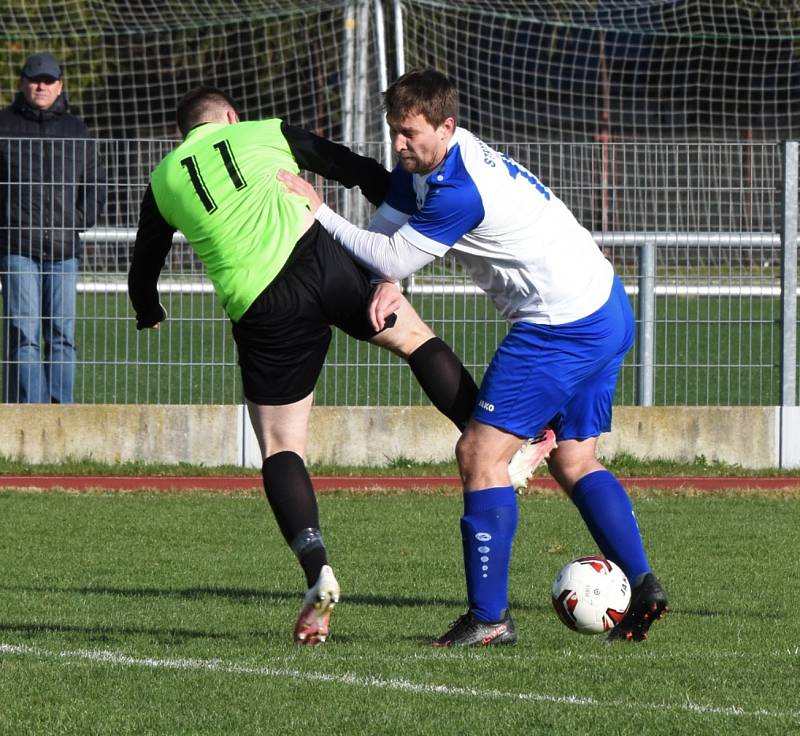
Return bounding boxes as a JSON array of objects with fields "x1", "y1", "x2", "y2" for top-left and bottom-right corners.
[{"x1": 181, "y1": 139, "x2": 248, "y2": 214}]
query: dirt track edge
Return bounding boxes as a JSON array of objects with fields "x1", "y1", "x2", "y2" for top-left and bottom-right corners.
[{"x1": 1, "y1": 475, "x2": 799, "y2": 492}]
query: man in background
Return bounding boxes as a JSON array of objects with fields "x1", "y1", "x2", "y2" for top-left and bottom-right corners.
[{"x1": 0, "y1": 52, "x2": 107, "y2": 403}]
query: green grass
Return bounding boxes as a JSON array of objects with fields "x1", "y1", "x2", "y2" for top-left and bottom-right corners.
[
  {"x1": 2, "y1": 453, "x2": 799, "y2": 477},
  {"x1": 1, "y1": 488, "x2": 799, "y2": 734},
  {"x1": 0, "y1": 454, "x2": 786, "y2": 478},
  {"x1": 69, "y1": 291, "x2": 796, "y2": 406}
]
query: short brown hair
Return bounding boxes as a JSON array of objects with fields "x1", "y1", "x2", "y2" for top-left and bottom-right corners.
[
  {"x1": 176, "y1": 86, "x2": 239, "y2": 136},
  {"x1": 382, "y1": 69, "x2": 458, "y2": 128}
]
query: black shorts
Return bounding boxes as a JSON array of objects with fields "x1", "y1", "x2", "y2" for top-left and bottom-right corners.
[{"x1": 232, "y1": 221, "x2": 381, "y2": 405}]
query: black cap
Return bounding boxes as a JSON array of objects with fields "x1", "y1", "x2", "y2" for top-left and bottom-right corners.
[{"x1": 21, "y1": 53, "x2": 62, "y2": 81}]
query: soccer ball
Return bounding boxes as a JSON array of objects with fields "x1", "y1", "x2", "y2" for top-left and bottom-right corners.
[{"x1": 551, "y1": 556, "x2": 631, "y2": 635}]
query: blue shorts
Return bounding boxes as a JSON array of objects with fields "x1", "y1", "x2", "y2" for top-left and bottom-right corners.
[{"x1": 472, "y1": 276, "x2": 634, "y2": 441}]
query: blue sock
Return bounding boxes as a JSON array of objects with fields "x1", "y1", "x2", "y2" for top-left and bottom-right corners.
[
  {"x1": 460, "y1": 485, "x2": 518, "y2": 622},
  {"x1": 571, "y1": 470, "x2": 650, "y2": 586}
]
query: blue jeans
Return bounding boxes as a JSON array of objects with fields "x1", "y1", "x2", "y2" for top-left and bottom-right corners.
[{"x1": 0, "y1": 255, "x2": 78, "y2": 403}]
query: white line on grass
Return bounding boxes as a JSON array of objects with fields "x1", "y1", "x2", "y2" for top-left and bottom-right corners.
[{"x1": 1, "y1": 642, "x2": 797, "y2": 722}]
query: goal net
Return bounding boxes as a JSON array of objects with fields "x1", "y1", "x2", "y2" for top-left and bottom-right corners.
[
  {"x1": 0, "y1": 1, "x2": 796, "y2": 406},
  {"x1": 2, "y1": 1, "x2": 795, "y2": 269},
  {"x1": 399, "y1": 0, "x2": 800, "y2": 142},
  {"x1": 3, "y1": 1, "x2": 798, "y2": 143},
  {"x1": 0, "y1": 0, "x2": 386, "y2": 142}
]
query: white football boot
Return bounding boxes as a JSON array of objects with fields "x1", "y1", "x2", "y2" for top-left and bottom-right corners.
[
  {"x1": 293, "y1": 564, "x2": 340, "y2": 646},
  {"x1": 508, "y1": 428, "x2": 557, "y2": 492}
]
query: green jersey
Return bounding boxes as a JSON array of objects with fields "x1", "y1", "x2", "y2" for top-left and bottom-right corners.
[{"x1": 150, "y1": 119, "x2": 307, "y2": 321}]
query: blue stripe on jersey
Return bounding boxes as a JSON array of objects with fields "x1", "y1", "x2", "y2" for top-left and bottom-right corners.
[
  {"x1": 384, "y1": 166, "x2": 417, "y2": 215},
  {"x1": 408, "y1": 143, "x2": 485, "y2": 247}
]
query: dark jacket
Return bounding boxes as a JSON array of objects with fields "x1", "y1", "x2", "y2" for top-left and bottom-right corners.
[{"x1": 0, "y1": 91, "x2": 107, "y2": 261}]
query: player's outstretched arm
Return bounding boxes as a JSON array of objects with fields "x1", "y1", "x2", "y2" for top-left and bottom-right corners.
[
  {"x1": 278, "y1": 169, "x2": 435, "y2": 282},
  {"x1": 128, "y1": 185, "x2": 175, "y2": 330}
]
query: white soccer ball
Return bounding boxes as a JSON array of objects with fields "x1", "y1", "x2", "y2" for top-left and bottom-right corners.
[{"x1": 551, "y1": 556, "x2": 631, "y2": 635}]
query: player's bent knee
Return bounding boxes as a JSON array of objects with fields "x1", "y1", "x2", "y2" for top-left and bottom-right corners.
[
  {"x1": 548, "y1": 454, "x2": 605, "y2": 494},
  {"x1": 455, "y1": 432, "x2": 483, "y2": 473},
  {"x1": 371, "y1": 311, "x2": 435, "y2": 357},
  {"x1": 246, "y1": 394, "x2": 312, "y2": 460}
]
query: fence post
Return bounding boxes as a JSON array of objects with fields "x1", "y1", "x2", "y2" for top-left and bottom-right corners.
[
  {"x1": 781, "y1": 141, "x2": 798, "y2": 409},
  {"x1": 340, "y1": 2, "x2": 356, "y2": 222},
  {"x1": 636, "y1": 241, "x2": 655, "y2": 406},
  {"x1": 393, "y1": 0, "x2": 405, "y2": 77},
  {"x1": 373, "y1": 0, "x2": 392, "y2": 169}
]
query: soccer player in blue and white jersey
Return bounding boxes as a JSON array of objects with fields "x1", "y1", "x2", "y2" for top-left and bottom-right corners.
[{"x1": 278, "y1": 69, "x2": 668, "y2": 646}]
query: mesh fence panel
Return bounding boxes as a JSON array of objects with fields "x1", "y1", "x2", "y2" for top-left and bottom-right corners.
[
  {"x1": 2, "y1": 137, "x2": 793, "y2": 406},
  {"x1": 0, "y1": 1, "x2": 798, "y2": 405}
]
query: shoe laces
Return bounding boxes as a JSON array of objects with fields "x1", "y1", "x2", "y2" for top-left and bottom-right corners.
[{"x1": 447, "y1": 611, "x2": 475, "y2": 631}]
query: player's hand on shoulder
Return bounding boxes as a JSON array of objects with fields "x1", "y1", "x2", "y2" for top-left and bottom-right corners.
[{"x1": 277, "y1": 169, "x2": 322, "y2": 213}]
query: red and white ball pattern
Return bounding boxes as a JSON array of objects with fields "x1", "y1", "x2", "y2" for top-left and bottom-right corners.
[{"x1": 551, "y1": 556, "x2": 631, "y2": 634}]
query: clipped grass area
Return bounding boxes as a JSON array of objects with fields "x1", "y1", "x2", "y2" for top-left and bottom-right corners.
[
  {"x1": 1, "y1": 453, "x2": 799, "y2": 478},
  {"x1": 0, "y1": 489, "x2": 798, "y2": 734}
]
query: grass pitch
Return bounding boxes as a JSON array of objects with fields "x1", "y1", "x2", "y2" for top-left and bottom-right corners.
[{"x1": 0, "y1": 488, "x2": 798, "y2": 735}]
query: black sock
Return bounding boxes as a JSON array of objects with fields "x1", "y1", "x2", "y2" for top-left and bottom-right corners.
[
  {"x1": 262, "y1": 451, "x2": 327, "y2": 587},
  {"x1": 407, "y1": 337, "x2": 479, "y2": 431}
]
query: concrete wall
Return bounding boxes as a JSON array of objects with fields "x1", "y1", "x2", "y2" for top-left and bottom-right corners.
[
  {"x1": 1, "y1": 404, "x2": 798, "y2": 469},
  {"x1": 0, "y1": 404, "x2": 241, "y2": 466}
]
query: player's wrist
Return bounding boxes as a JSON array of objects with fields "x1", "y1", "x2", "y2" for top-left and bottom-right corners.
[{"x1": 135, "y1": 302, "x2": 167, "y2": 330}]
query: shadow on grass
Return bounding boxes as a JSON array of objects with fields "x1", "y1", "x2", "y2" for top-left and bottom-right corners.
[
  {"x1": 1, "y1": 582, "x2": 469, "y2": 609},
  {"x1": 26, "y1": 585, "x2": 791, "y2": 622},
  {"x1": 19, "y1": 584, "x2": 791, "y2": 624},
  {"x1": 0, "y1": 621, "x2": 232, "y2": 644}
]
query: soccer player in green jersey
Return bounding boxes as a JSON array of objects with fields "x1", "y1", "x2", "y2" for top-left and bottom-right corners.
[{"x1": 129, "y1": 86, "x2": 494, "y2": 646}]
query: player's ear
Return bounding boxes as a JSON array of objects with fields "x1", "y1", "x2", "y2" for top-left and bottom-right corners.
[
  {"x1": 226, "y1": 109, "x2": 239, "y2": 125},
  {"x1": 440, "y1": 117, "x2": 456, "y2": 138}
]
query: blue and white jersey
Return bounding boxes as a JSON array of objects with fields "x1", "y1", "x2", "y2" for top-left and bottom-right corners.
[{"x1": 374, "y1": 127, "x2": 614, "y2": 325}]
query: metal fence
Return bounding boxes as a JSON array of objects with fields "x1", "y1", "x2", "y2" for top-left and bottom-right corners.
[{"x1": 1, "y1": 137, "x2": 798, "y2": 406}]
